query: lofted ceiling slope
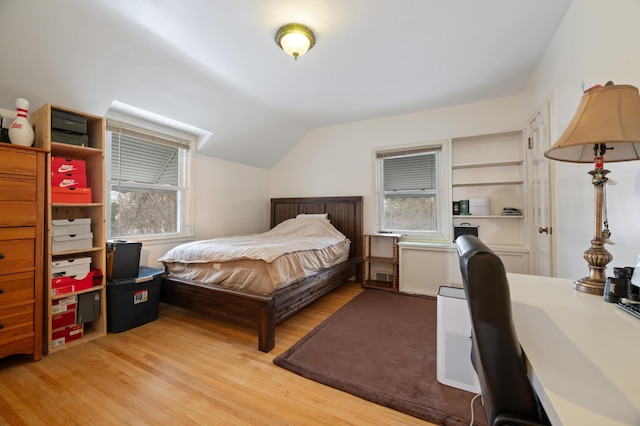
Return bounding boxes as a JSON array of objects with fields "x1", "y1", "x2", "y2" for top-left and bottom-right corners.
[{"x1": 0, "y1": 0, "x2": 572, "y2": 169}]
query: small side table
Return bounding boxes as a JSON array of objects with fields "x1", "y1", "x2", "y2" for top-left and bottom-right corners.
[{"x1": 362, "y1": 232, "x2": 401, "y2": 291}]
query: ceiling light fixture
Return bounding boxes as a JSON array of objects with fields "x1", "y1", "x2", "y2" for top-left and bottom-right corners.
[{"x1": 275, "y1": 23, "x2": 315, "y2": 60}]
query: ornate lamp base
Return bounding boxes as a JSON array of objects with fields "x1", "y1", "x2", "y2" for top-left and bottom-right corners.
[
  {"x1": 574, "y1": 277, "x2": 606, "y2": 295},
  {"x1": 574, "y1": 238, "x2": 613, "y2": 296},
  {"x1": 573, "y1": 166, "x2": 613, "y2": 296}
]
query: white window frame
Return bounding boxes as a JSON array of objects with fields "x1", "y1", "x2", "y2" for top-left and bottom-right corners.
[
  {"x1": 105, "y1": 112, "x2": 196, "y2": 244},
  {"x1": 374, "y1": 140, "x2": 451, "y2": 243}
]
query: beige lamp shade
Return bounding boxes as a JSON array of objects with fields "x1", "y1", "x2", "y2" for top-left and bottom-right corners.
[{"x1": 544, "y1": 83, "x2": 640, "y2": 163}]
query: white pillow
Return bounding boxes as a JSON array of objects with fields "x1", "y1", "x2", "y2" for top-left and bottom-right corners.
[{"x1": 296, "y1": 213, "x2": 329, "y2": 219}]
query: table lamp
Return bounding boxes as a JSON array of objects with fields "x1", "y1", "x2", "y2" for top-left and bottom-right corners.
[{"x1": 544, "y1": 82, "x2": 640, "y2": 295}]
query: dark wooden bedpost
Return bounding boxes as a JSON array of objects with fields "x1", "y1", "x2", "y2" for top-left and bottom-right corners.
[{"x1": 258, "y1": 299, "x2": 276, "y2": 352}]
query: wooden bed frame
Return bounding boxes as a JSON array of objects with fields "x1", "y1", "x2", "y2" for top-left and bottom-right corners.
[{"x1": 160, "y1": 196, "x2": 363, "y2": 352}]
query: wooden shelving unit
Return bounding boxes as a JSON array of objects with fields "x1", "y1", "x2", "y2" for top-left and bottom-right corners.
[
  {"x1": 32, "y1": 104, "x2": 107, "y2": 354},
  {"x1": 362, "y1": 233, "x2": 401, "y2": 291}
]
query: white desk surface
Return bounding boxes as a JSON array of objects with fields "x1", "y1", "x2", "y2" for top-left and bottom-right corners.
[{"x1": 507, "y1": 273, "x2": 640, "y2": 426}]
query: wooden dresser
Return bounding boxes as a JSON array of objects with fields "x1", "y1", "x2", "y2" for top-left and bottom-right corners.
[{"x1": 0, "y1": 144, "x2": 46, "y2": 361}]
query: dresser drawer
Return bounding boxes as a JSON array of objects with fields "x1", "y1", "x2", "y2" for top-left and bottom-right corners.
[
  {"x1": 0, "y1": 272, "x2": 34, "y2": 307},
  {"x1": 0, "y1": 228, "x2": 35, "y2": 274},
  {"x1": 0, "y1": 202, "x2": 37, "y2": 226},
  {"x1": 0, "y1": 146, "x2": 38, "y2": 176},
  {"x1": 0, "y1": 304, "x2": 34, "y2": 345},
  {"x1": 0, "y1": 336, "x2": 33, "y2": 359},
  {"x1": 0, "y1": 176, "x2": 37, "y2": 202}
]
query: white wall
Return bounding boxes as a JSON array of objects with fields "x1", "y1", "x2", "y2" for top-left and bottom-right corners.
[
  {"x1": 271, "y1": 96, "x2": 524, "y2": 234},
  {"x1": 522, "y1": 0, "x2": 640, "y2": 278},
  {"x1": 192, "y1": 154, "x2": 271, "y2": 238},
  {"x1": 272, "y1": 0, "x2": 640, "y2": 281},
  {"x1": 141, "y1": 153, "x2": 271, "y2": 268}
]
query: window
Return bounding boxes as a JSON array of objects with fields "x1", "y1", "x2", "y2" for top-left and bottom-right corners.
[
  {"x1": 106, "y1": 120, "x2": 193, "y2": 240},
  {"x1": 376, "y1": 142, "x2": 450, "y2": 241}
]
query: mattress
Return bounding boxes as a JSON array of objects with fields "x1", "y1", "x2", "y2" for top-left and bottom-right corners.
[{"x1": 160, "y1": 217, "x2": 351, "y2": 294}]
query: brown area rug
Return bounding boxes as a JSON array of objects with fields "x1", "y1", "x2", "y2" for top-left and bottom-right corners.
[{"x1": 274, "y1": 289, "x2": 485, "y2": 425}]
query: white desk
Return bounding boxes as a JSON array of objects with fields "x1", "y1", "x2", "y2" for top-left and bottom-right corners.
[{"x1": 507, "y1": 273, "x2": 640, "y2": 426}]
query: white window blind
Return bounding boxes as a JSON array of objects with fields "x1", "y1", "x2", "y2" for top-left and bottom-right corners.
[
  {"x1": 107, "y1": 121, "x2": 190, "y2": 186},
  {"x1": 383, "y1": 154, "x2": 437, "y2": 191}
]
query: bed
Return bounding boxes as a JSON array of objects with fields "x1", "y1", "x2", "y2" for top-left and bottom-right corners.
[{"x1": 160, "y1": 196, "x2": 363, "y2": 352}]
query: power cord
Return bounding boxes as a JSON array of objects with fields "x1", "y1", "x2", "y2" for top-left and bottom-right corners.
[{"x1": 469, "y1": 393, "x2": 482, "y2": 426}]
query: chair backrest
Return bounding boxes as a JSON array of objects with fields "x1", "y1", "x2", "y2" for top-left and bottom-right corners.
[{"x1": 456, "y1": 235, "x2": 548, "y2": 425}]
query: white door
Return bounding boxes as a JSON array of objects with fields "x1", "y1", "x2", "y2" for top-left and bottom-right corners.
[{"x1": 528, "y1": 99, "x2": 554, "y2": 276}]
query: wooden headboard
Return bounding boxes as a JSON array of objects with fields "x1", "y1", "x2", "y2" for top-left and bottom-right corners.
[{"x1": 270, "y1": 196, "x2": 363, "y2": 259}]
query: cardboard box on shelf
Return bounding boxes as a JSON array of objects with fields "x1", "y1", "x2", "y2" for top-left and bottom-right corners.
[
  {"x1": 51, "y1": 257, "x2": 91, "y2": 278},
  {"x1": 51, "y1": 324, "x2": 83, "y2": 348},
  {"x1": 51, "y1": 283, "x2": 73, "y2": 297},
  {"x1": 51, "y1": 157, "x2": 86, "y2": 176},
  {"x1": 51, "y1": 187, "x2": 92, "y2": 203},
  {"x1": 51, "y1": 109, "x2": 88, "y2": 135},
  {"x1": 51, "y1": 130, "x2": 89, "y2": 147},
  {"x1": 52, "y1": 232, "x2": 93, "y2": 252},
  {"x1": 469, "y1": 197, "x2": 491, "y2": 216},
  {"x1": 51, "y1": 175, "x2": 87, "y2": 189},
  {"x1": 52, "y1": 309, "x2": 76, "y2": 330},
  {"x1": 52, "y1": 295, "x2": 78, "y2": 314},
  {"x1": 51, "y1": 218, "x2": 91, "y2": 237},
  {"x1": 51, "y1": 270, "x2": 95, "y2": 296}
]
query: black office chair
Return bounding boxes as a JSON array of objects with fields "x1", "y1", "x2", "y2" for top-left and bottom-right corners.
[{"x1": 456, "y1": 235, "x2": 550, "y2": 426}]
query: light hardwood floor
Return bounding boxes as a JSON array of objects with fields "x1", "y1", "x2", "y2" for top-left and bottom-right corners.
[{"x1": 0, "y1": 282, "x2": 435, "y2": 425}]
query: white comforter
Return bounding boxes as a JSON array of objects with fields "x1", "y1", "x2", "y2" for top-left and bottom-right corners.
[{"x1": 159, "y1": 217, "x2": 347, "y2": 264}]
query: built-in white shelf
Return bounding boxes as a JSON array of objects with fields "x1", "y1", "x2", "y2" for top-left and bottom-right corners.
[
  {"x1": 452, "y1": 180, "x2": 524, "y2": 187},
  {"x1": 451, "y1": 130, "x2": 527, "y2": 249},
  {"x1": 453, "y1": 215, "x2": 523, "y2": 219},
  {"x1": 451, "y1": 160, "x2": 523, "y2": 169}
]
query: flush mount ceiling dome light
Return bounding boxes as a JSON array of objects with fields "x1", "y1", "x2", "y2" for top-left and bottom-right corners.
[{"x1": 275, "y1": 23, "x2": 315, "y2": 60}]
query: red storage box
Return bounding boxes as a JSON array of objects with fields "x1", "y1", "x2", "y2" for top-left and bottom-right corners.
[
  {"x1": 52, "y1": 309, "x2": 76, "y2": 330},
  {"x1": 51, "y1": 283, "x2": 73, "y2": 296},
  {"x1": 51, "y1": 175, "x2": 87, "y2": 188},
  {"x1": 51, "y1": 157, "x2": 86, "y2": 176},
  {"x1": 51, "y1": 270, "x2": 95, "y2": 296},
  {"x1": 51, "y1": 324, "x2": 83, "y2": 348},
  {"x1": 51, "y1": 187, "x2": 92, "y2": 203}
]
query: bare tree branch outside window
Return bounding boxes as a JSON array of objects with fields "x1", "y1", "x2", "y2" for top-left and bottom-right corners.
[{"x1": 111, "y1": 188, "x2": 178, "y2": 237}]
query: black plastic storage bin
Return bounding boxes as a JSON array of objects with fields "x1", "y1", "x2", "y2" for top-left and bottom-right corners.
[
  {"x1": 107, "y1": 266, "x2": 163, "y2": 333},
  {"x1": 106, "y1": 240, "x2": 142, "y2": 281}
]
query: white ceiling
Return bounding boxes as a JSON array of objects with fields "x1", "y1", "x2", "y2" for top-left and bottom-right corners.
[{"x1": 0, "y1": 0, "x2": 572, "y2": 169}]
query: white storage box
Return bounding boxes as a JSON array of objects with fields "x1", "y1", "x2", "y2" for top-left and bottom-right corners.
[
  {"x1": 52, "y1": 218, "x2": 91, "y2": 237},
  {"x1": 52, "y1": 233, "x2": 93, "y2": 252},
  {"x1": 52, "y1": 257, "x2": 91, "y2": 278},
  {"x1": 469, "y1": 197, "x2": 490, "y2": 216},
  {"x1": 436, "y1": 286, "x2": 481, "y2": 393}
]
